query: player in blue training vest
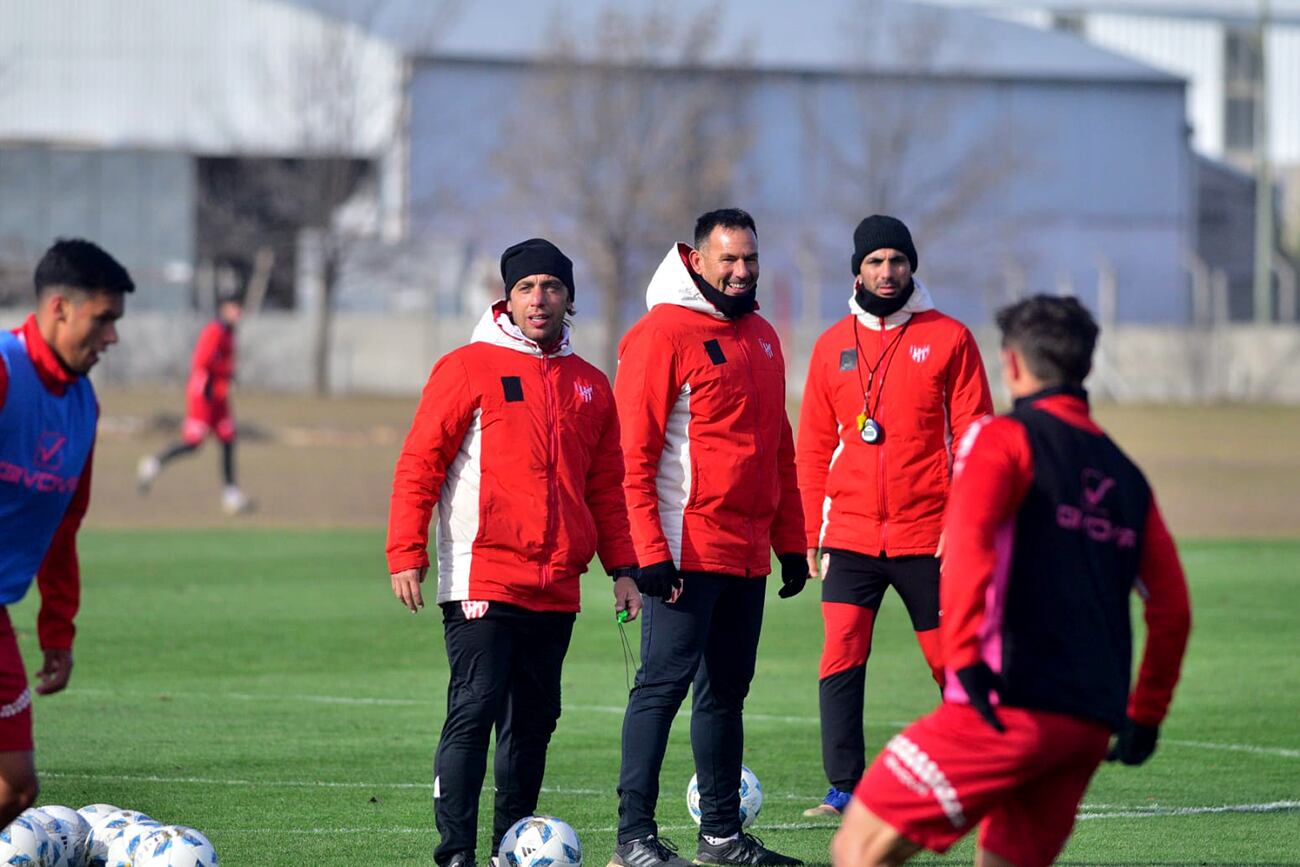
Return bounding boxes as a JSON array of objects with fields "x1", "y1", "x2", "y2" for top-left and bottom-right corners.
[{"x1": 0, "y1": 239, "x2": 131, "y2": 827}]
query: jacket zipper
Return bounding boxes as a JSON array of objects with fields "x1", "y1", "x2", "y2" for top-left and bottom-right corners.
[
  {"x1": 875, "y1": 319, "x2": 889, "y2": 552},
  {"x1": 540, "y1": 355, "x2": 559, "y2": 587},
  {"x1": 735, "y1": 321, "x2": 760, "y2": 577}
]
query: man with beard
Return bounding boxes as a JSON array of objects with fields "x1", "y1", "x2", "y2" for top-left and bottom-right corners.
[
  {"x1": 608, "y1": 209, "x2": 807, "y2": 867},
  {"x1": 796, "y1": 215, "x2": 992, "y2": 818},
  {"x1": 388, "y1": 238, "x2": 638, "y2": 867}
]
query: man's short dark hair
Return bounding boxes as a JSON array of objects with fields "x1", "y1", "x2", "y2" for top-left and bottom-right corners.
[
  {"x1": 34, "y1": 238, "x2": 135, "y2": 297},
  {"x1": 694, "y1": 208, "x2": 757, "y2": 249},
  {"x1": 995, "y1": 294, "x2": 1099, "y2": 386}
]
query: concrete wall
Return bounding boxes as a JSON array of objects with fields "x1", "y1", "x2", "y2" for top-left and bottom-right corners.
[{"x1": 5, "y1": 309, "x2": 1295, "y2": 404}]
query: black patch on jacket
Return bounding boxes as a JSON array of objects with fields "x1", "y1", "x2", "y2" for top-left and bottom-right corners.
[
  {"x1": 839, "y1": 349, "x2": 857, "y2": 371},
  {"x1": 501, "y1": 376, "x2": 524, "y2": 402},
  {"x1": 704, "y1": 339, "x2": 727, "y2": 365}
]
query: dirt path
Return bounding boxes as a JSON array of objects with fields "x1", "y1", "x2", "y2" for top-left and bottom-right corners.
[{"x1": 93, "y1": 389, "x2": 1300, "y2": 538}]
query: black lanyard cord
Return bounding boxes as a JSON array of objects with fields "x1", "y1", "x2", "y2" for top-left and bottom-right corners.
[{"x1": 852, "y1": 314, "x2": 911, "y2": 421}]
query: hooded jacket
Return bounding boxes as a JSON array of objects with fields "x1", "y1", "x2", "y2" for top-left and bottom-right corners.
[
  {"x1": 387, "y1": 302, "x2": 636, "y2": 612},
  {"x1": 614, "y1": 243, "x2": 805, "y2": 577},
  {"x1": 796, "y1": 280, "x2": 992, "y2": 557}
]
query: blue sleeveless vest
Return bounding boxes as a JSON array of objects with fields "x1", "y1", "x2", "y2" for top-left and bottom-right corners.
[{"x1": 0, "y1": 331, "x2": 97, "y2": 604}]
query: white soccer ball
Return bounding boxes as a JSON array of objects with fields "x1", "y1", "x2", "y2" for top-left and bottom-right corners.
[
  {"x1": 497, "y1": 816, "x2": 582, "y2": 867},
  {"x1": 86, "y1": 811, "x2": 154, "y2": 866},
  {"x1": 687, "y1": 765, "x2": 763, "y2": 829},
  {"x1": 133, "y1": 826, "x2": 218, "y2": 867},
  {"x1": 31, "y1": 807, "x2": 91, "y2": 865},
  {"x1": 105, "y1": 819, "x2": 165, "y2": 867},
  {"x1": 77, "y1": 805, "x2": 121, "y2": 827},
  {"x1": 0, "y1": 814, "x2": 59, "y2": 865},
  {"x1": 20, "y1": 809, "x2": 75, "y2": 867}
]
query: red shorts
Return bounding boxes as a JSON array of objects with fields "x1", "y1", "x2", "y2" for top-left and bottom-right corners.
[
  {"x1": 0, "y1": 610, "x2": 34, "y2": 752},
  {"x1": 855, "y1": 702, "x2": 1110, "y2": 867},
  {"x1": 183, "y1": 398, "x2": 235, "y2": 444}
]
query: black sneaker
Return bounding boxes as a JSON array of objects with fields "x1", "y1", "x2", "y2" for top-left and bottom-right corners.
[
  {"x1": 608, "y1": 835, "x2": 694, "y2": 867},
  {"x1": 693, "y1": 833, "x2": 802, "y2": 866},
  {"x1": 446, "y1": 854, "x2": 476, "y2": 867}
]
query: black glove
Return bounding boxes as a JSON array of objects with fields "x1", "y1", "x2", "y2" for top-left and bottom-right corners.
[
  {"x1": 955, "y1": 662, "x2": 1006, "y2": 733},
  {"x1": 1107, "y1": 717, "x2": 1160, "y2": 766},
  {"x1": 635, "y1": 560, "x2": 680, "y2": 598},
  {"x1": 777, "y1": 553, "x2": 809, "y2": 599}
]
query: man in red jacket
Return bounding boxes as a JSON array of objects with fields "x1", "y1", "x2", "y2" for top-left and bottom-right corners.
[
  {"x1": 136, "y1": 291, "x2": 251, "y2": 515},
  {"x1": 609, "y1": 209, "x2": 807, "y2": 867},
  {"x1": 387, "y1": 238, "x2": 638, "y2": 867},
  {"x1": 831, "y1": 295, "x2": 1191, "y2": 867},
  {"x1": 0, "y1": 239, "x2": 131, "y2": 825},
  {"x1": 797, "y1": 215, "x2": 992, "y2": 817}
]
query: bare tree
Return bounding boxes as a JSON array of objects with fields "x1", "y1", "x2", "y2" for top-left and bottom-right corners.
[
  {"x1": 492, "y1": 4, "x2": 753, "y2": 373},
  {"x1": 202, "y1": 0, "x2": 460, "y2": 394},
  {"x1": 799, "y1": 1, "x2": 1036, "y2": 311}
]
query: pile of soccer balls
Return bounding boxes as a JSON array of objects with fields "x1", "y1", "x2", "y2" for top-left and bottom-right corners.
[{"x1": 0, "y1": 804, "x2": 218, "y2": 866}]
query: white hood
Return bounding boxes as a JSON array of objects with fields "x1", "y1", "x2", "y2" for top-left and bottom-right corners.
[
  {"x1": 469, "y1": 300, "x2": 574, "y2": 357},
  {"x1": 848, "y1": 277, "x2": 936, "y2": 330},
  {"x1": 644, "y1": 243, "x2": 733, "y2": 320}
]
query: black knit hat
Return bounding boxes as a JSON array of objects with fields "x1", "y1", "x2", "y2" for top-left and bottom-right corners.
[
  {"x1": 501, "y1": 238, "x2": 574, "y2": 299},
  {"x1": 850, "y1": 215, "x2": 918, "y2": 276}
]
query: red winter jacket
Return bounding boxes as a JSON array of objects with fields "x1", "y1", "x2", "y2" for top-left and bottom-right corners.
[
  {"x1": 387, "y1": 302, "x2": 636, "y2": 612},
  {"x1": 797, "y1": 283, "x2": 992, "y2": 557},
  {"x1": 187, "y1": 320, "x2": 235, "y2": 407},
  {"x1": 614, "y1": 244, "x2": 804, "y2": 577}
]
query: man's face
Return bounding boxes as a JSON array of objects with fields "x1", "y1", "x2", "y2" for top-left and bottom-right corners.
[
  {"x1": 507, "y1": 274, "x2": 569, "y2": 346},
  {"x1": 691, "y1": 227, "x2": 759, "y2": 296},
  {"x1": 219, "y1": 299, "x2": 244, "y2": 326},
  {"x1": 48, "y1": 288, "x2": 125, "y2": 375},
  {"x1": 857, "y1": 248, "x2": 913, "y2": 299}
]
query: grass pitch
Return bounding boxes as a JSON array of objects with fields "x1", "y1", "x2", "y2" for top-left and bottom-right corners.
[{"x1": 13, "y1": 530, "x2": 1299, "y2": 865}]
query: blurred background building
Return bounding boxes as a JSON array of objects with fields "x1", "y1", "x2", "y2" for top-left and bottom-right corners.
[{"x1": 1, "y1": 0, "x2": 1296, "y2": 398}]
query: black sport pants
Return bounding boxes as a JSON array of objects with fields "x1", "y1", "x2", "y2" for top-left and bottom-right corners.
[
  {"x1": 433, "y1": 601, "x2": 575, "y2": 865},
  {"x1": 616, "y1": 572, "x2": 766, "y2": 842}
]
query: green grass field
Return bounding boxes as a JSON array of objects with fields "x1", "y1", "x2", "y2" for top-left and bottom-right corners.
[{"x1": 12, "y1": 530, "x2": 1299, "y2": 865}]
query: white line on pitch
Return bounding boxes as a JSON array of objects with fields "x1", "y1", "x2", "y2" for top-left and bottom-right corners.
[
  {"x1": 61, "y1": 689, "x2": 1300, "y2": 758},
  {"x1": 204, "y1": 803, "x2": 1300, "y2": 836},
  {"x1": 1078, "y1": 800, "x2": 1300, "y2": 820}
]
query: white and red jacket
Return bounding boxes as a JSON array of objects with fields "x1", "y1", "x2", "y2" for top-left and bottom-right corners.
[
  {"x1": 387, "y1": 302, "x2": 636, "y2": 612},
  {"x1": 796, "y1": 282, "x2": 992, "y2": 557},
  {"x1": 614, "y1": 244, "x2": 805, "y2": 577}
]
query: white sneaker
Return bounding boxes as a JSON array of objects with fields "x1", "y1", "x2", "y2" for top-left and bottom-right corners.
[
  {"x1": 221, "y1": 487, "x2": 255, "y2": 515},
  {"x1": 136, "y1": 456, "x2": 161, "y2": 493}
]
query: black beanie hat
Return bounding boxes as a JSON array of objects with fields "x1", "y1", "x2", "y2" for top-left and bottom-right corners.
[
  {"x1": 850, "y1": 215, "x2": 918, "y2": 277},
  {"x1": 501, "y1": 238, "x2": 574, "y2": 299}
]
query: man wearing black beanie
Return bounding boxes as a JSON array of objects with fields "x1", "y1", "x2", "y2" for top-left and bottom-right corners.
[
  {"x1": 388, "y1": 237, "x2": 638, "y2": 867},
  {"x1": 795, "y1": 215, "x2": 994, "y2": 818}
]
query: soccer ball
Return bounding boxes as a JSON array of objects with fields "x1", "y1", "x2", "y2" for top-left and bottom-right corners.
[
  {"x1": 77, "y1": 804, "x2": 121, "y2": 827},
  {"x1": 105, "y1": 820, "x2": 165, "y2": 867},
  {"x1": 86, "y1": 810, "x2": 154, "y2": 866},
  {"x1": 686, "y1": 765, "x2": 763, "y2": 829},
  {"x1": 0, "y1": 815, "x2": 59, "y2": 865},
  {"x1": 31, "y1": 806, "x2": 91, "y2": 865},
  {"x1": 497, "y1": 816, "x2": 582, "y2": 867},
  {"x1": 133, "y1": 826, "x2": 219, "y2": 867},
  {"x1": 20, "y1": 808, "x2": 76, "y2": 867}
]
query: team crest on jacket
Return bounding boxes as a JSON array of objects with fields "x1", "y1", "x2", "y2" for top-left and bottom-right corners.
[
  {"x1": 574, "y1": 380, "x2": 594, "y2": 403},
  {"x1": 910, "y1": 344, "x2": 931, "y2": 363},
  {"x1": 758, "y1": 338, "x2": 774, "y2": 358}
]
